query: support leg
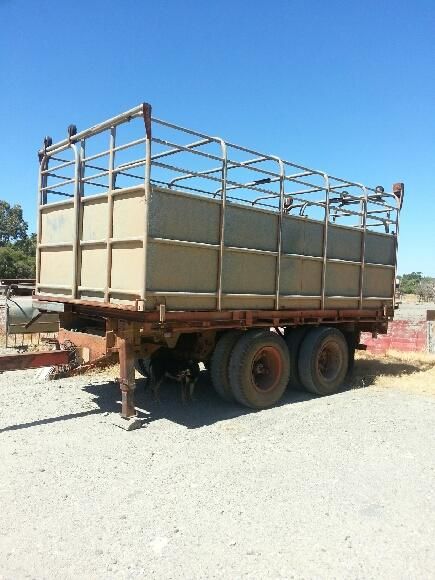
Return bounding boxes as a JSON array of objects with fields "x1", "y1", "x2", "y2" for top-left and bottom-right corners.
[{"x1": 118, "y1": 336, "x2": 137, "y2": 419}]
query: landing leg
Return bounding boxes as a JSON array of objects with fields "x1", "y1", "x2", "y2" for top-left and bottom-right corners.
[
  {"x1": 119, "y1": 336, "x2": 136, "y2": 418},
  {"x1": 116, "y1": 336, "x2": 143, "y2": 430}
]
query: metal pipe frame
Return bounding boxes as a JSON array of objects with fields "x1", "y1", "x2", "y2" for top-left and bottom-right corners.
[
  {"x1": 216, "y1": 139, "x2": 228, "y2": 311},
  {"x1": 320, "y1": 174, "x2": 330, "y2": 310},
  {"x1": 36, "y1": 102, "x2": 402, "y2": 312},
  {"x1": 104, "y1": 127, "x2": 116, "y2": 302},
  {"x1": 141, "y1": 103, "x2": 152, "y2": 308},
  {"x1": 271, "y1": 156, "x2": 285, "y2": 309}
]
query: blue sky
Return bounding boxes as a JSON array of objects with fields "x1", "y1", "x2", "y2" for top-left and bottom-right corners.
[{"x1": 0, "y1": 0, "x2": 434, "y2": 275}]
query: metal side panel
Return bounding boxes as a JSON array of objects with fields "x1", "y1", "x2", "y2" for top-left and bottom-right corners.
[
  {"x1": 282, "y1": 216, "x2": 324, "y2": 256},
  {"x1": 79, "y1": 196, "x2": 109, "y2": 299},
  {"x1": 40, "y1": 202, "x2": 74, "y2": 244},
  {"x1": 325, "y1": 262, "x2": 360, "y2": 297},
  {"x1": 363, "y1": 265, "x2": 394, "y2": 298},
  {"x1": 80, "y1": 246, "x2": 106, "y2": 293},
  {"x1": 280, "y1": 256, "x2": 322, "y2": 296},
  {"x1": 112, "y1": 189, "x2": 145, "y2": 239},
  {"x1": 365, "y1": 232, "x2": 396, "y2": 265},
  {"x1": 149, "y1": 187, "x2": 220, "y2": 244},
  {"x1": 327, "y1": 225, "x2": 362, "y2": 262},
  {"x1": 81, "y1": 197, "x2": 108, "y2": 241},
  {"x1": 222, "y1": 251, "x2": 276, "y2": 295},
  {"x1": 147, "y1": 241, "x2": 218, "y2": 293},
  {"x1": 111, "y1": 242, "x2": 143, "y2": 296},
  {"x1": 326, "y1": 298, "x2": 359, "y2": 308},
  {"x1": 222, "y1": 296, "x2": 275, "y2": 310},
  {"x1": 79, "y1": 188, "x2": 145, "y2": 303},
  {"x1": 39, "y1": 248, "x2": 73, "y2": 290},
  {"x1": 224, "y1": 205, "x2": 278, "y2": 251},
  {"x1": 39, "y1": 203, "x2": 75, "y2": 296},
  {"x1": 279, "y1": 298, "x2": 321, "y2": 309}
]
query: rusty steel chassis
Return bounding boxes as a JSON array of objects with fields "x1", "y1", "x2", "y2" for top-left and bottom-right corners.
[{"x1": 35, "y1": 295, "x2": 390, "y2": 420}]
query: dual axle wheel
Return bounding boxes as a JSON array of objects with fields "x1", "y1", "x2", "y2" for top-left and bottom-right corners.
[
  {"x1": 211, "y1": 326, "x2": 350, "y2": 409},
  {"x1": 211, "y1": 329, "x2": 290, "y2": 409}
]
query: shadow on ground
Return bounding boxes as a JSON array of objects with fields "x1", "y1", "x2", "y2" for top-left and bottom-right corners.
[
  {"x1": 2, "y1": 355, "x2": 431, "y2": 434},
  {"x1": 83, "y1": 371, "x2": 317, "y2": 430}
]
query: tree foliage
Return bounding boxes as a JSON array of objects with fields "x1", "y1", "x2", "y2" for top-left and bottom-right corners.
[
  {"x1": 0, "y1": 200, "x2": 28, "y2": 245},
  {"x1": 398, "y1": 272, "x2": 423, "y2": 294},
  {"x1": 0, "y1": 246, "x2": 35, "y2": 278},
  {"x1": 416, "y1": 279, "x2": 435, "y2": 303},
  {"x1": 0, "y1": 200, "x2": 36, "y2": 278},
  {"x1": 398, "y1": 272, "x2": 435, "y2": 301},
  {"x1": 14, "y1": 233, "x2": 37, "y2": 256}
]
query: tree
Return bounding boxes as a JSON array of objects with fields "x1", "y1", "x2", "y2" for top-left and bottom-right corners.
[
  {"x1": 0, "y1": 246, "x2": 35, "y2": 278},
  {"x1": 399, "y1": 272, "x2": 423, "y2": 294},
  {"x1": 0, "y1": 201, "x2": 28, "y2": 246},
  {"x1": 416, "y1": 278, "x2": 435, "y2": 302},
  {"x1": 14, "y1": 233, "x2": 37, "y2": 257},
  {"x1": 0, "y1": 200, "x2": 36, "y2": 278}
]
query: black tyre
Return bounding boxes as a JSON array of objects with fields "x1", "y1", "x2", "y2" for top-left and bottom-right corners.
[
  {"x1": 285, "y1": 327, "x2": 308, "y2": 389},
  {"x1": 229, "y1": 330, "x2": 290, "y2": 409},
  {"x1": 210, "y1": 331, "x2": 242, "y2": 401},
  {"x1": 298, "y1": 327, "x2": 349, "y2": 395}
]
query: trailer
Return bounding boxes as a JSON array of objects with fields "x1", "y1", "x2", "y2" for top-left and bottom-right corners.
[{"x1": 1, "y1": 103, "x2": 404, "y2": 426}]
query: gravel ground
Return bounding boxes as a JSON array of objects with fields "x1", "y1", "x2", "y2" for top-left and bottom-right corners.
[
  {"x1": 395, "y1": 300, "x2": 435, "y2": 322},
  {"x1": 1, "y1": 358, "x2": 434, "y2": 579}
]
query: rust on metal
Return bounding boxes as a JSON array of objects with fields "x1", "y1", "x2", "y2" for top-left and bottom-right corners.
[
  {"x1": 393, "y1": 182, "x2": 405, "y2": 210},
  {"x1": 142, "y1": 102, "x2": 152, "y2": 140},
  {"x1": 34, "y1": 295, "x2": 386, "y2": 324},
  {"x1": 0, "y1": 350, "x2": 70, "y2": 372},
  {"x1": 58, "y1": 329, "x2": 108, "y2": 363},
  {"x1": 118, "y1": 334, "x2": 137, "y2": 418}
]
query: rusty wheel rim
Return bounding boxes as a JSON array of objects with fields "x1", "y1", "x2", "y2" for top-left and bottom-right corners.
[
  {"x1": 316, "y1": 340, "x2": 342, "y2": 383},
  {"x1": 251, "y1": 346, "x2": 282, "y2": 392}
]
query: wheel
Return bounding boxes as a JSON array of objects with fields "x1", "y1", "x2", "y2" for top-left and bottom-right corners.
[
  {"x1": 229, "y1": 330, "x2": 290, "y2": 409},
  {"x1": 210, "y1": 331, "x2": 242, "y2": 401},
  {"x1": 135, "y1": 357, "x2": 151, "y2": 379},
  {"x1": 298, "y1": 327, "x2": 349, "y2": 395},
  {"x1": 285, "y1": 327, "x2": 308, "y2": 389}
]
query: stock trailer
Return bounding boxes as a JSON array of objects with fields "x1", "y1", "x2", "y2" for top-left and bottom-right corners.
[{"x1": 0, "y1": 103, "x2": 404, "y2": 428}]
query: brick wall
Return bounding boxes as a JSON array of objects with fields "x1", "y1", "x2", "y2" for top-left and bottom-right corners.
[{"x1": 361, "y1": 320, "x2": 427, "y2": 355}]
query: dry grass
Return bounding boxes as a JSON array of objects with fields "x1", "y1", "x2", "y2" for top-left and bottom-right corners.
[{"x1": 353, "y1": 350, "x2": 435, "y2": 396}]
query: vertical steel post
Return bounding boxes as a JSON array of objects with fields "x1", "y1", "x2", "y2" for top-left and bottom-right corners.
[
  {"x1": 75, "y1": 140, "x2": 86, "y2": 297},
  {"x1": 105, "y1": 127, "x2": 116, "y2": 303},
  {"x1": 358, "y1": 185, "x2": 368, "y2": 309},
  {"x1": 321, "y1": 174, "x2": 330, "y2": 310},
  {"x1": 392, "y1": 183, "x2": 403, "y2": 310},
  {"x1": 141, "y1": 103, "x2": 152, "y2": 310},
  {"x1": 217, "y1": 139, "x2": 228, "y2": 311},
  {"x1": 271, "y1": 156, "x2": 285, "y2": 310},
  {"x1": 71, "y1": 144, "x2": 81, "y2": 299},
  {"x1": 36, "y1": 154, "x2": 48, "y2": 292}
]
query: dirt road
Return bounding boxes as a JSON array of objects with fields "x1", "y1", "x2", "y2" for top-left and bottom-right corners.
[{"x1": 1, "y1": 357, "x2": 434, "y2": 579}]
